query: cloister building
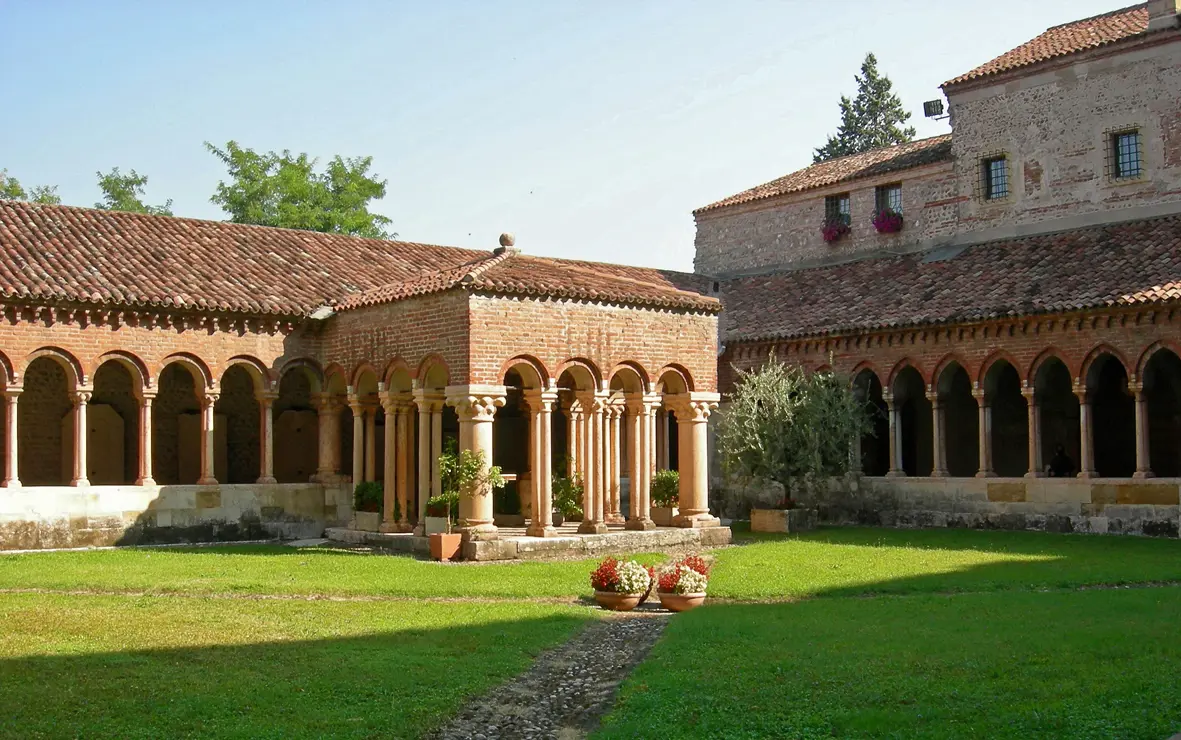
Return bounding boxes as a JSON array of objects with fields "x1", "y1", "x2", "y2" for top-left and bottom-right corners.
[
  {"x1": 0, "y1": 203, "x2": 721, "y2": 549},
  {"x1": 698, "y1": 1, "x2": 1181, "y2": 536}
]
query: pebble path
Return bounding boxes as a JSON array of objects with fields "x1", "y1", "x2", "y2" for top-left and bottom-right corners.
[{"x1": 426, "y1": 606, "x2": 670, "y2": 740}]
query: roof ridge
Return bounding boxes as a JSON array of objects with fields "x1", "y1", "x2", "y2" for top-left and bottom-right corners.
[
  {"x1": 459, "y1": 248, "x2": 517, "y2": 284},
  {"x1": 518, "y1": 255, "x2": 708, "y2": 297},
  {"x1": 1047, "y1": 2, "x2": 1144, "y2": 30}
]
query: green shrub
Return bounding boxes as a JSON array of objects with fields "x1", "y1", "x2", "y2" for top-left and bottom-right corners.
[
  {"x1": 552, "y1": 476, "x2": 584, "y2": 520},
  {"x1": 495, "y1": 480, "x2": 521, "y2": 515},
  {"x1": 353, "y1": 481, "x2": 383, "y2": 513},
  {"x1": 650, "y1": 469, "x2": 680, "y2": 508}
]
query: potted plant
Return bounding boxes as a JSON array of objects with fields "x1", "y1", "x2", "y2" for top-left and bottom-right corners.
[
  {"x1": 590, "y1": 556, "x2": 653, "y2": 611},
  {"x1": 351, "y1": 481, "x2": 383, "y2": 532},
  {"x1": 551, "y1": 475, "x2": 584, "y2": 527},
  {"x1": 657, "y1": 554, "x2": 711, "y2": 612},
  {"x1": 649, "y1": 469, "x2": 679, "y2": 526},
  {"x1": 821, "y1": 219, "x2": 851, "y2": 243},
  {"x1": 426, "y1": 440, "x2": 507, "y2": 561},
  {"x1": 872, "y1": 209, "x2": 904, "y2": 234}
]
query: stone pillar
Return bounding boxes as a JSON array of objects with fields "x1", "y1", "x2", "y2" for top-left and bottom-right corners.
[
  {"x1": 380, "y1": 394, "x2": 400, "y2": 531},
  {"x1": 670, "y1": 393, "x2": 721, "y2": 528},
  {"x1": 625, "y1": 395, "x2": 657, "y2": 530},
  {"x1": 604, "y1": 403, "x2": 625, "y2": 525},
  {"x1": 412, "y1": 391, "x2": 436, "y2": 536},
  {"x1": 198, "y1": 390, "x2": 218, "y2": 485},
  {"x1": 525, "y1": 390, "x2": 558, "y2": 538},
  {"x1": 431, "y1": 403, "x2": 443, "y2": 501},
  {"x1": 363, "y1": 403, "x2": 378, "y2": 483},
  {"x1": 447, "y1": 386, "x2": 506, "y2": 541},
  {"x1": 884, "y1": 393, "x2": 904, "y2": 477},
  {"x1": 1132, "y1": 381, "x2": 1152, "y2": 479},
  {"x1": 396, "y1": 402, "x2": 413, "y2": 524},
  {"x1": 348, "y1": 395, "x2": 364, "y2": 485},
  {"x1": 256, "y1": 390, "x2": 277, "y2": 484},
  {"x1": 578, "y1": 394, "x2": 609, "y2": 534},
  {"x1": 659, "y1": 410, "x2": 671, "y2": 470},
  {"x1": 1076, "y1": 386, "x2": 1096, "y2": 478},
  {"x1": 565, "y1": 396, "x2": 580, "y2": 479},
  {"x1": 69, "y1": 389, "x2": 92, "y2": 486},
  {"x1": 973, "y1": 388, "x2": 995, "y2": 478},
  {"x1": 2, "y1": 389, "x2": 18, "y2": 487},
  {"x1": 1022, "y1": 387, "x2": 1043, "y2": 478},
  {"x1": 928, "y1": 391, "x2": 948, "y2": 477},
  {"x1": 135, "y1": 390, "x2": 155, "y2": 486},
  {"x1": 314, "y1": 394, "x2": 338, "y2": 482}
]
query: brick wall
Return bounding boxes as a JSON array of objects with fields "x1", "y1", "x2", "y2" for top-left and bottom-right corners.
[{"x1": 467, "y1": 293, "x2": 719, "y2": 392}]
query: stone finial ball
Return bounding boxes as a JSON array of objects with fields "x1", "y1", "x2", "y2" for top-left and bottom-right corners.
[{"x1": 499, "y1": 233, "x2": 515, "y2": 248}]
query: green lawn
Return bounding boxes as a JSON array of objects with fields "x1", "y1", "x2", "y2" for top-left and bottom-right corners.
[
  {"x1": 3, "y1": 527, "x2": 1181, "y2": 739},
  {"x1": 0, "y1": 592, "x2": 589, "y2": 739}
]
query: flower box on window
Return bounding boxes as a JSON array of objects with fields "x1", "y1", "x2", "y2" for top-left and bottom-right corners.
[
  {"x1": 821, "y1": 219, "x2": 851, "y2": 243},
  {"x1": 872, "y1": 209, "x2": 904, "y2": 234}
]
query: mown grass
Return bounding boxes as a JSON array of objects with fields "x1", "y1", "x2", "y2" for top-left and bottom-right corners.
[
  {"x1": 597, "y1": 587, "x2": 1181, "y2": 739},
  {"x1": 0, "y1": 592, "x2": 589, "y2": 739}
]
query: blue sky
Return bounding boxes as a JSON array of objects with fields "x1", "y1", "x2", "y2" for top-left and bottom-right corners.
[{"x1": 1, "y1": 0, "x2": 1121, "y2": 271}]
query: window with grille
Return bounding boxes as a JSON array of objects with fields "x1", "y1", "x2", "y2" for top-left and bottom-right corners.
[
  {"x1": 1109, "y1": 129, "x2": 1142, "y2": 179},
  {"x1": 875, "y1": 184, "x2": 902, "y2": 214},
  {"x1": 981, "y1": 156, "x2": 1009, "y2": 200},
  {"x1": 824, "y1": 193, "x2": 851, "y2": 225}
]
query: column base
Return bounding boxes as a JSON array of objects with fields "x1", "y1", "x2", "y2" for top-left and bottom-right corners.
[
  {"x1": 256, "y1": 476, "x2": 278, "y2": 485},
  {"x1": 135, "y1": 476, "x2": 157, "y2": 486},
  {"x1": 886, "y1": 470, "x2": 906, "y2": 478},
  {"x1": 412, "y1": 522, "x2": 426, "y2": 536},
  {"x1": 931, "y1": 469, "x2": 949, "y2": 478},
  {"x1": 1077, "y1": 471, "x2": 1097, "y2": 480},
  {"x1": 974, "y1": 471, "x2": 997, "y2": 479},
  {"x1": 1132, "y1": 471, "x2": 1155, "y2": 480},
  {"x1": 380, "y1": 521, "x2": 415, "y2": 533},
  {"x1": 2, "y1": 479, "x2": 20, "y2": 488},
  {"x1": 577, "y1": 520, "x2": 609, "y2": 534},
  {"x1": 70, "y1": 478, "x2": 91, "y2": 487},
  {"x1": 196, "y1": 477, "x2": 218, "y2": 486},
  {"x1": 458, "y1": 523, "x2": 499, "y2": 542},
  {"x1": 674, "y1": 512, "x2": 721, "y2": 529},
  {"x1": 624, "y1": 518, "x2": 657, "y2": 531},
  {"x1": 1024, "y1": 472, "x2": 1046, "y2": 479},
  {"x1": 604, "y1": 513, "x2": 626, "y2": 525},
  {"x1": 525, "y1": 524, "x2": 558, "y2": 538}
]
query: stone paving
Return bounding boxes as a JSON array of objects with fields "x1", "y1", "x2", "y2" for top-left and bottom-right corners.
[{"x1": 426, "y1": 606, "x2": 669, "y2": 740}]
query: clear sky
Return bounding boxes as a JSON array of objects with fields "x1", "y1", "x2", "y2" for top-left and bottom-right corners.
[{"x1": 1, "y1": 0, "x2": 1122, "y2": 271}]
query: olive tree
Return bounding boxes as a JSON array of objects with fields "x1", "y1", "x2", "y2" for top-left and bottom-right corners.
[{"x1": 716, "y1": 361, "x2": 871, "y2": 504}]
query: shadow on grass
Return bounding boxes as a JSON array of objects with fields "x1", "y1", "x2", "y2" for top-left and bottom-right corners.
[{"x1": 0, "y1": 597, "x2": 588, "y2": 740}]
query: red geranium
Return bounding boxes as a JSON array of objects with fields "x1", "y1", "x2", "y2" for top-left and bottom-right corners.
[
  {"x1": 681, "y1": 555, "x2": 711, "y2": 577},
  {"x1": 590, "y1": 557, "x2": 620, "y2": 591}
]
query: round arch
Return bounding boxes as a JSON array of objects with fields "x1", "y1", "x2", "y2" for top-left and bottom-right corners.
[
  {"x1": 383, "y1": 357, "x2": 414, "y2": 393},
  {"x1": 276, "y1": 357, "x2": 324, "y2": 394},
  {"x1": 886, "y1": 358, "x2": 925, "y2": 391},
  {"x1": 654, "y1": 364, "x2": 694, "y2": 394},
  {"x1": 23, "y1": 347, "x2": 84, "y2": 390},
  {"x1": 223, "y1": 355, "x2": 272, "y2": 393},
  {"x1": 158, "y1": 353, "x2": 213, "y2": 390},
  {"x1": 351, "y1": 362, "x2": 381, "y2": 394},
  {"x1": 501, "y1": 355, "x2": 550, "y2": 390},
  {"x1": 94, "y1": 350, "x2": 150, "y2": 392},
  {"x1": 417, "y1": 354, "x2": 450, "y2": 390},
  {"x1": 0, "y1": 349, "x2": 15, "y2": 386},
  {"x1": 556, "y1": 358, "x2": 602, "y2": 392},
  {"x1": 323, "y1": 363, "x2": 349, "y2": 395},
  {"x1": 608, "y1": 362, "x2": 648, "y2": 394}
]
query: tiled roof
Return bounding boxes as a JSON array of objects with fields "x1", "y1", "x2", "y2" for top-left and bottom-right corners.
[
  {"x1": 0, "y1": 200, "x2": 717, "y2": 317},
  {"x1": 694, "y1": 136, "x2": 953, "y2": 215},
  {"x1": 943, "y1": 4, "x2": 1150, "y2": 87},
  {"x1": 720, "y1": 214, "x2": 1181, "y2": 342},
  {"x1": 340, "y1": 249, "x2": 720, "y2": 313}
]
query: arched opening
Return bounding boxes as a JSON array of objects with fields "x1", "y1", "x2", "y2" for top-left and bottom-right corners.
[
  {"x1": 656, "y1": 369, "x2": 689, "y2": 473},
  {"x1": 216, "y1": 366, "x2": 260, "y2": 484},
  {"x1": 153, "y1": 363, "x2": 204, "y2": 485},
  {"x1": 90, "y1": 360, "x2": 141, "y2": 484},
  {"x1": 1144, "y1": 349, "x2": 1181, "y2": 477},
  {"x1": 983, "y1": 360, "x2": 1028, "y2": 477},
  {"x1": 609, "y1": 366, "x2": 648, "y2": 524},
  {"x1": 853, "y1": 370, "x2": 889, "y2": 476},
  {"x1": 893, "y1": 367, "x2": 932, "y2": 477},
  {"x1": 936, "y1": 362, "x2": 978, "y2": 477},
  {"x1": 558, "y1": 362, "x2": 602, "y2": 529},
  {"x1": 1034, "y1": 357, "x2": 1080, "y2": 477},
  {"x1": 18, "y1": 356, "x2": 74, "y2": 485},
  {"x1": 1088, "y1": 354, "x2": 1134, "y2": 478},
  {"x1": 350, "y1": 367, "x2": 382, "y2": 486},
  {"x1": 494, "y1": 362, "x2": 546, "y2": 526},
  {"x1": 274, "y1": 366, "x2": 320, "y2": 483}
]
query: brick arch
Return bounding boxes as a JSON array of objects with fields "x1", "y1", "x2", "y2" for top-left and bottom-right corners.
[
  {"x1": 350, "y1": 362, "x2": 381, "y2": 394},
  {"x1": 654, "y1": 363, "x2": 695, "y2": 394},
  {"x1": 276, "y1": 357, "x2": 324, "y2": 394},
  {"x1": 501, "y1": 355, "x2": 550, "y2": 390},
  {"x1": 0, "y1": 350, "x2": 14, "y2": 386},
  {"x1": 850, "y1": 361, "x2": 883, "y2": 388},
  {"x1": 382, "y1": 357, "x2": 414, "y2": 391},
  {"x1": 1136, "y1": 340, "x2": 1181, "y2": 378},
  {"x1": 224, "y1": 355, "x2": 273, "y2": 393},
  {"x1": 932, "y1": 353, "x2": 971, "y2": 392},
  {"x1": 23, "y1": 347, "x2": 84, "y2": 389},
  {"x1": 159, "y1": 352, "x2": 213, "y2": 389},
  {"x1": 886, "y1": 358, "x2": 925, "y2": 390},
  {"x1": 978, "y1": 349, "x2": 1023, "y2": 388},
  {"x1": 94, "y1": 350, "x2": 151, "y2": 392},
  {"x1": 322, "y1": 362, "x2": 349, "y2": 395},
  {"x1": 416, "y1": 354, "x2": 450, "y2": 390},
  {"x1": 608, "y1": 361, "x2": 650, "y2": 394},
  {"x1": 556, "y1": 358, "x2": 603, "y2": 391},
  {"x1": 1028, "y1": 347, "x2": 1073, "y2": 386},
  {"x1": 1080, "y1": 344, "x2": 1131, "y2": 388}
]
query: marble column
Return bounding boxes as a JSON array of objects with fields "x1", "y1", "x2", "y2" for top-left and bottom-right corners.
[
  {"x1": 135, "y1": 390, "x2": 156, "y2": 486},
  {"x1": 431, "y1": 402, "x2": 443, "y2": 501},
  {"x1": 1022, "y1": 388, "x2": 1043, "y2": 478},
  {"x1": 3, "y1": 389, "x2": 20, "y2": 487},
  {"x1": 671, "y1": 393, "x2": 721, "y2": 528},
  {"x1": 313, "y1": 394, "x2": 336, "y2": 482},
  {"x1": 1132, "y1": 381, "x2": 1152, "y2": 479},
  {"x1": 396, "y1": 402, "x2": 413, "y2": 524},
  {"x1": 973, "y1": 389, "x2": 995, "y2": 478},
  {"x1": 884, "y1": 393, "x2": 904, "y2": 477},
  {"x1": 256, "y1": 390, "x2": 277, "y2": 484},
  {"x1": 525, "y1": 390, "x2": 558, "y2": 538},
  {"x1": 928, "y1": 391, "x2": 948, "y2": 477},
  {"x1": 578, "y1": 394, "x2": 608, "y2": 534},
  {"x1": 565, "y1": 396, "x2": 580, "y2": 479},
  {"x1": 197, "y1": 390, "x2": 218, "y2": 485},
  {"x1": 447, "y1": 386, "x2": 506, "y2": 541},
  {"x1": 1076, "y1": 386, "x2": 1096, "y2": 478},
  {"x1": 363, "y1": 403, "x2": 378, "y2": 483},
  {"x1": 380, "y1": 394, "x2": 400, "y2": 531},
  {"x1": 412, "y1": 391, "x2": 436, "y2": 536},
  {"x1": 604, "y1": 403, "x2": 625, "y2": 525},
  {"x1": 348, "y1": 395, "x2": 364, "y2": 485},
  {"x1": 69, "y1": 389, "x2": 92, "y2": 487},
  {"x1": 625, "y1": 395, "x2": 657, "y2": 530}
]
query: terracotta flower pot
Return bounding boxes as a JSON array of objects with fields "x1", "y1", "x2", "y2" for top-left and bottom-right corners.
[
  {"x1": 594, "y1": 590, "x2": 643, "y2": 611},
  {"x1": 658, "y1": 592, "x2": 707, "y2": 612},
  {"x1": 429, "y1": 532, "x2": 462, "y2": 562}
]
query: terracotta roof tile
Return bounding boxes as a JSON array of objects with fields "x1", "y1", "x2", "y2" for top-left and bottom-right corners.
[
  {"x1": 943, "y1": 4, "x2": 1150, "y2": 88},
  {"x1": 694, "y1": 136, "x2": 953, "y2": 214},
  {"x1": 720, "y1": 214, "x2": 1181, "y2": 342}
]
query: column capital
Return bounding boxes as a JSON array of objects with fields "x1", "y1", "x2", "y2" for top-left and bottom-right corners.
[
  {"x1": 925, "y1": 390, "x2": 940, "y2": 405},
  {"x1": 255, "y1": 390, "x2": 279, "y2": 405},
  {"x1": 3, "y1": 386, "x2": 23, "y2": 400},
  {"x1": 971, "y1": 388, "x2": 986, "y2": 404},
  {"x1": 202, "y1": 391, "x2": 219, "y2": 409},
  {"x1": 666, "y1": 392, "x2": 720, "y2": 422},
  {"x1": 522, "y1": 389, "x2": 559, "y2": 413},
  {"x1": 446, "y1": 384, "x2": 507, "y2": 422},
  {"x1": 1020, "y1": 386, "x2": 1036, "y2": 402},
  {"x1": 381, "y1": 390, "x2": 414, "y2": 413},
  {"x1": 72, "y1": 387, "x2": 93, "y2": 405},
  {"x1": 1129, "y1": 380, "x2": 1145, "y2": 396}
]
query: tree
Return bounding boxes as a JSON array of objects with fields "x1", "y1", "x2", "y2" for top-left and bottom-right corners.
[
  {"x1": 716, "y1": 361, "x2": 871, "y2": 502},
  {"x1": 94, "y1": 167, "x2": 173, "y2": 216},
  {"x1": 813, "y1": 53, "x2": 917, "y2": 163},
  {"x1": 206, "y1": 141, "x2": 395, "y2": 238},
  {"x1": 0, "y1": 169, "x2": 61, "y2": 204}
]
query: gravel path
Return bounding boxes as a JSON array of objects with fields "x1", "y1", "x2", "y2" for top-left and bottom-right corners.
[{"x1": 427, "y1": 607, "x2": 669, "y2": 740}]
